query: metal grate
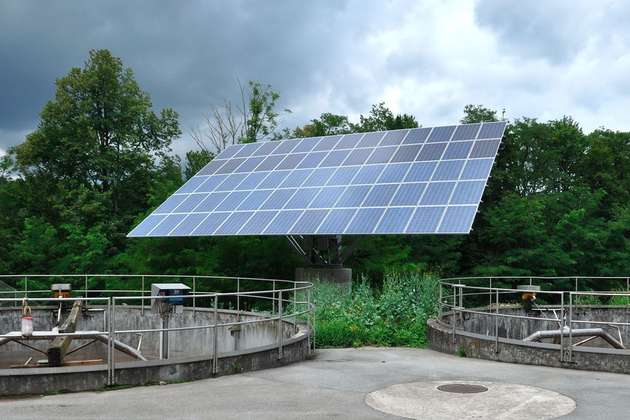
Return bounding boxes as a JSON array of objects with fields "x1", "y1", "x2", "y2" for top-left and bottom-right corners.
[{"x1": 437, "y1": 383, "x2": 488, "y2": 394}]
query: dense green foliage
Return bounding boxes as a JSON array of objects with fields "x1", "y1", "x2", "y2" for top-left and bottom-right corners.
[
  {"x1": 1, "y1": 49, "x2": 630, "y2": 291},
  {"x1": 313, "y1": 273, "x2": 440, "y2": 347}
]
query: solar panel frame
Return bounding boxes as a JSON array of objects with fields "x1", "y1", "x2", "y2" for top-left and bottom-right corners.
[{"x1": 128, "y1": 121, "x2": 507, "y2": 237}]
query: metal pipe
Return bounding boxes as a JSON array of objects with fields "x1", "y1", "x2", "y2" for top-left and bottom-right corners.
[
  {"x1": 569, "y1": 293, "x2": 573, "y2": 361},
  {"x1": 495, "y1": 288, "x2": 499, "y2": 354},
  {"x1": 278, "y1": 290, "x2": 283, "y2": 360},
  {"x1": 237, "y1": 278, "x2": 240, "y2": 322},
  {"x1": 560, "y1": 293, "x2": 566, "y2": 363},
  {"x1": 212, "y1": 294, "x2": 218, "y2": 375}
]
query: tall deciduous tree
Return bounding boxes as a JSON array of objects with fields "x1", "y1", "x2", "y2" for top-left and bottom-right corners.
[{"x1": 13, "y1": 49, "x2": 181, "y2": 217}]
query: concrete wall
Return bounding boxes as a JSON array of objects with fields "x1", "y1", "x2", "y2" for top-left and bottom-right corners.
[
  {"x1": 0, "y1": 306, "x2": 298, "y2": 363},
  {"x1": 0, "y1": 333, "x2": 310, "y2": 396},
  {"x1": 428, "y1": 315, "x2": 630, "y2": 375},
  {"x1": 458, "y1": 306, "x2": 630, "y2": 347}
]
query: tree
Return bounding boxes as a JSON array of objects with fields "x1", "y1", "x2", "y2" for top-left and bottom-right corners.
[
  {"x1": 355, "y1": 102, "x2": 418, "y2": 132},
  {"x1": 293, "y1": 113, "x2": 353, "y2": 137},
  {"x1": 191, "y1": 80, "x2": 288, "y2": 153},
  {"x1": 185, "y1": 150, "x2": 214, "y2": 180},
  {"x1": 461, "y1": 104, "x2": 499, "y2": 123},
  {"x1": 13, "y1": 49, "x2": 181, "y2": 218}
]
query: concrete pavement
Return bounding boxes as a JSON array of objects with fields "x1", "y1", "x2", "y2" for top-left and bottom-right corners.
[{"x1": 1, "y1": 347, "x2": 629, "y2": 419}]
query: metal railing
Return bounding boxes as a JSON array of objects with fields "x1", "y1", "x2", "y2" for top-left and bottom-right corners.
[
  {"x1": 439, "y1": 276, "x2": 630, "y2": 363},
  {"x1": 0, "y1": 274, "x2": 314, "y2": 385}
]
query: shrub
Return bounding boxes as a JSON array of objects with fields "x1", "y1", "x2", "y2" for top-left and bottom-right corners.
[{"x1": 313, "y1": 272, "x2": 440, "y2": 348}]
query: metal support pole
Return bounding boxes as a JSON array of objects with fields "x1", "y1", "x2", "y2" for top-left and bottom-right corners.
[
  {"x1": 560, "y1": 293, "x2": 565, "y2": 362},
  {"x1": 458, "y1": 283, "x2": 463, "y2": 325},
  {"x1": 236, "y1": 278, "x2": 240, "y2": 321},
  {"x1": 107, "y1": 297, "x2": 112, "y2": 385},
  {"x1": 489, "y1": 278, "x2": 492, "y2": 308},
  {"x1": 212, "y1": 295, "x2": 218, "y2": 375},
  {"x1": 192, "y1": 277, "x2": 196, "y2": 317},
  {"x1": 141, "y1": 276, "x2": 145, "y2": 316},
  {"x1": 494, "y1": 289, "x2": 499, "y2": 354},
  {"x1": 272, "y1": 280, "x2": 276, "y2": 314},
  {"x1": 278, "y1": 290, "x2": 283, "y2": 360},
  {"x1": 24, "y1": 276, "x2": 28, "y2": 298},
  {"x1": 293, "y1": 284, "x2": 297, "y2": 328},
  {"x1": 84, "y1": 275, "x2": 88, "y2": 299},
  {"x1": 452, "y1": 285, "x2": 457, "y2": 344},
  {"x1": 568, "y1": 293, "x2": 573, "y2": 362},
  {"x1": 307, "y1": 286, "x2": 312, "y2": 354},
  {"x1": 575, "y1": 277, "x2": 578, "y2": 292},
  {"x1": 438, "y1": 281, "x2": 443, "y2": 319},
  {"x1": 110, "y1": 297, "x2": 116, "y2": 385}
]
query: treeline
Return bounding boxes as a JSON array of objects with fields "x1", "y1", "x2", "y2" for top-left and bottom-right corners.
[{"x1": 1, "y1": 49, "x2": 630, "y2": 287}]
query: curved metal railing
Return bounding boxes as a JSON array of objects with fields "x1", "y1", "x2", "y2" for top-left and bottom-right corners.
[
  {"x1": 0, "y1": 274, "x2": 315, "y2": 384},
  {"x1": 438, "y1": 276, "x2": 630, "y2": 362}
]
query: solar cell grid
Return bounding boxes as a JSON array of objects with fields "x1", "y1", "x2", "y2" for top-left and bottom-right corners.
[{"x1": 129, "y1": 121, "x2": 507, "y2": 237}]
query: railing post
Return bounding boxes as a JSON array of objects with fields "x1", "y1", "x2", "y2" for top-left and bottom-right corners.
[
  {"x1": 107, "y1": 297, "x2": 112, "y2": 385},
  {"x1": 272, "y1": 280, "x2": 276, "y2": 314},
  {"x1": 560, "y1": 292, "x2": 565, "y2": 362},
  {"x1": 293, "y1": 283, "x2": 297, "y2": 327},
  {"x1": 84, "y1": 275, "x2": 88, "y2": 299},
  {"x1": 141, "y1": 275, "x2": 145, "y2": 316},
  {"x1": 24, "y1": 276, "x2": 28, "y2": 298},
  {"x1": 452, "y1": 285, "x2": 457, "y2": 344},
  {"x1": 193, "y1": 276, "x2": 196, "y2": 317},
  {"x1": 489, "y1": 278, "x2": 492, "y2": 308},
  {"x1": 236, "y1": 278, "x2": 240, "y2": 321},
  {"x1": 110, "y1": 297, "x2": 116, "y2": 385},
  {"x1": 212, "y1": 294, "x2": 218, "y2": 375},
  {"x1": 494, "y1": 288, "x2": 499, "y2": 354},
  {"x1": 438, "y1": 281, "x2": 443, "y2": 319},
  {"x1": 278, "y1": 289, "x2": 283, "y2": 360},
  {"x1": 575, "y1": 277, "x2": 578, "y2": 292},
  {"x1": 568, "y1": 293, "x2": 573, "y2": 362},
  {"x1": 307, "y1": 286, "x2": 313, "y2": 354}
]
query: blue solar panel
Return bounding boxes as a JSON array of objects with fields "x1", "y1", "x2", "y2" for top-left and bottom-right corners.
[
  {"x1": 345, "y1": 208, "x2": 384, "y2": 234},
  {"x1": 129, "y1": 121, "x2": 507, "y2": 237}
]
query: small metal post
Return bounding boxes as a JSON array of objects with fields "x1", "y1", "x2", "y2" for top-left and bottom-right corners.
[
  {"x1": 272, "y1": 280, "x2": 276, "y2": 314},
  {"x1": 293, "y1": 284, "x2": 297, "y2": 327},
  {"x1": 560, "y1": 293, "x2": 565, "y2": 362},
  {"x1": 24, "y1": 276, "x2": 28, "y2": 298},
  {"x1": 141, "y1": 275, "x2": 145, "y2": 316},
  {"x1": 489, "y1": 278, "x2": 493, "y2": 308},
  {"x1": 452, "y1": 285, "x2": 457, "y2": 344},
  {"x1": 236, "y1": 278, "x2": 240, "y2": 321},
  {"x1": 193, "y1": 277, "x2": 196, "y2": 317},
  {"x1": 84, "y1": 275, "x2": 88, "y2": 299},
  {"x1": 438, "y1": 282, "x2": 443, "y2": 319},
  {"x1": 575, "y1": 277, "x2": 578, "y2": 292},
  {"x1": 458, "y1": 283, "x2": 463, "y2": 325},
  {"x1": 568, "y1": 293, "x2": 573, "y2": 362},
  {"x1": 278, "y1": 290, "x2": 284, "y2": 360},
  {"x1": 494, "y1": 289, "x2": 499, "y2": 354},
  {"x1": 107, "y1": 298, "x2": 112, "y2": 385},
  {"x1": 212, "y1": 294, "x2": 218, "y2": 375},
  {"x1": 110, "y1": 297, "x2": 116, "y2": 385},
  {"x1": 307, "y1": 286, "x2": 312, "y2": 353}
]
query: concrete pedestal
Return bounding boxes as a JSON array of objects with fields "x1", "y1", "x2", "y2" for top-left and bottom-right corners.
[{"x1": 295, "y1": 267, "x2": 352, "y2": 286}]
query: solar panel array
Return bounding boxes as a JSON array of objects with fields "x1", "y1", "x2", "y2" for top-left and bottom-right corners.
[{"x1": 128, "y1": 121, "x2": 507, "y2": 237}]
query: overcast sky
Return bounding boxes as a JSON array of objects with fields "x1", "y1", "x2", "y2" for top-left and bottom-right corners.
[{"x1": 1, "y1": 0, "x2": 629, "y2": 157}]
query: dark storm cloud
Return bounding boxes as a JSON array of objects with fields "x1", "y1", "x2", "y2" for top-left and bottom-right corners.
[
  {"x1": 0, "y1": 0, "x2": 379, "y2": 150},
  {"x1": 2, "y1": 0, "x2": 630, "y2": 154}
]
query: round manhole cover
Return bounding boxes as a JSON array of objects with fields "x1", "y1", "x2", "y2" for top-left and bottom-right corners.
[{"x1": 436, "y1": 383, "x2": 488, "y2": 394}]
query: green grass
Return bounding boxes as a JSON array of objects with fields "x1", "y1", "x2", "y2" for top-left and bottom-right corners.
[{"x1": 313, "y1": 272, "x2": 439, "y2": 348}]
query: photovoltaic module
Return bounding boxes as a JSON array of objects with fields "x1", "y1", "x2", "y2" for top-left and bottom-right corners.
[{"x1": 128, "y1": 121, "x2": 507, "y2": 237}]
